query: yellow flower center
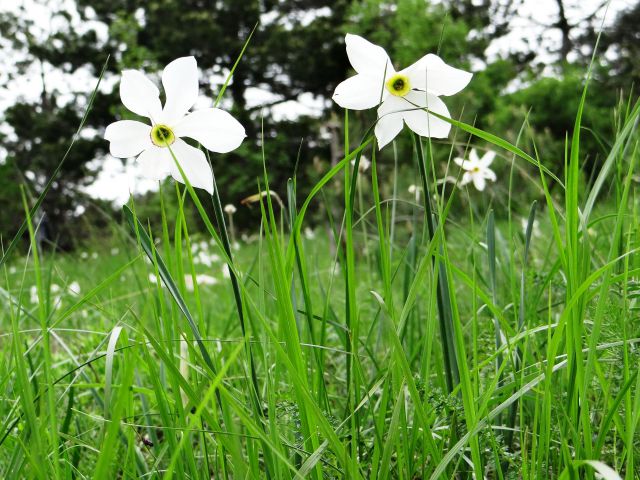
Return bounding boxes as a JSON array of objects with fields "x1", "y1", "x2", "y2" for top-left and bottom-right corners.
[
  {"x1": 386, "y1": 73, "x2": 411, "y2": 97},
  {"x1": 472, "y1": 167, "x2": 480, "y2": 173},
  {"x1": 150, "y1": 124, "x2": 176, "y2": 147}
]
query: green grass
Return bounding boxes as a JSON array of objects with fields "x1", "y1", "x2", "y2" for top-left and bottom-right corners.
[{"x1": 1, "y1": 56, "x2": 640, "y2": 480}]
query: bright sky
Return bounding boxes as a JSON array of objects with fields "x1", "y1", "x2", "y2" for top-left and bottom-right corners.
[{"x1": 0, "y1": 0, "x2": 635, "y2": 205}]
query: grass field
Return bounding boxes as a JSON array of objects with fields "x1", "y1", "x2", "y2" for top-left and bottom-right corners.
[{"x1": 1, "y1": 51, "x2": 640, "y2": 479}]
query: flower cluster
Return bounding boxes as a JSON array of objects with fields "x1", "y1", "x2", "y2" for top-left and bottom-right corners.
[{"x1": 104, "y1": 36, "x2": 497, "y2": 200}]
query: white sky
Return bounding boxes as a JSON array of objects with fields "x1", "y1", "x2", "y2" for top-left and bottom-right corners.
[{"x1": 0, "y1": 0, "x2": 635, "y2": 205}]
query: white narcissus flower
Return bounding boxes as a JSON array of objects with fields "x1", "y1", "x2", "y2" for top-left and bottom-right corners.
[
  {"x1": 332, "y1": 34, "x2": 472, "y2": 149},
  {"x1": 68, "y1": 281, "x2": 81, "y2": 295},
  {"x1": 184, "y1": 274, "x2": 218, "y2": 292},
  {"x1": 104, "y1": 56, "x2": 246, "y2": 194},
  {"x1": 351, "y1": 155, "x2": 371, "y2": 173},
  {"x1": 454, "y1": 149, "x2": 497, "y2": 192}
]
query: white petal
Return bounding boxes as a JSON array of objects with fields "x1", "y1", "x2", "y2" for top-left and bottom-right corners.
[
  {"x1": 120, "y1": 70, "x2": 162, "y2": 121},
  {"x1": 104, "y1": 120, "x2": 152, "y2": 158},
  {"x1": 332, "y1": 74, "x2": 387, "y2": 110},
  {"x1": 469, "y1": 148, "x2": 480, "y2": 164},
  {"x1": 480, "y1": 150, "x2": 496, "y2": 167},
  {"x1": 473, "y1": 174, "x2": 486, "y2": 191},
  {"x1": 345, "y1": 33, "x2": 393, "y2": 84},
  {"x1": 161, "y1": 56, "x2": 199, "y2": 125},
  {"x1": 375, "y1": 96, "x2": 405, "y2": 149},
  {"x1": 136, "y1": 146, "x2": 172, "y2": 181},
  {"x1": 168, "y1": 139, "x2": 214, "y2": 194},
  {"x1": 404, "y1": 53, "x2": 472, "y2": 96},
  {"x1": 454, "y1": 156, "x2": 475, "y2": 171},
  {"x1": 402, "y1": 91, "x2": 451, "y2": 139},
  {"x1": 460, "y1": 171, "x2": 473, "y2": 186},
  {"x1": 174, "y1": 108, "x2": 245, "y2": 153},
  {"x1": 483, "y1": 168, "x2": 497, "y2": 182}
]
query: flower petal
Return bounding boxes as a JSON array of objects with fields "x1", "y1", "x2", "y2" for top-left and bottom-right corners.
[
  {"x1": 136, "y1": 146, "x2": 172, "y2": 181},
  {"x1": 483, "y1": 167, "x2": 497, "y2": 182},
  {"x1": 345, "y1": 33, "x2": 393, "y2": 82},
  {"x1": 473, "y1": 174, "x2": 486, "y2": 191},
  {"x1": 404, "y1": 53, "x2": 472, "y2": 96},
  {"x1": 104, "y1": 120, "x2": 152, "y2": 158},
  {"x1": 454, "y1": 156, "x2": 474, "y2": 171},
  {"x1": 169, "y1": 139, "x2": 214, "y2": 194},
  {"x1": 161, "y1": 56, "x2": 199, "y2": 125},
  {"x1": 402, "y1": 91, "x2": 451, "y2": 139},
  {"x1": 120, "y1": 70, "x2": 163, "y2": 121},
  {"x1": 174, "y1": 108, "x2": 246, "y2": 153},
  {"x1": 375, "y1": 96, "x2": 406, "y2": 149},
  {"x1": 480, "y1": 150, "x2": 496, "y2": 167},
  {"x1": 469, "y1": 148, "x2": 480, "y2": 164},
  {"x1": 460, "y1": 171, "x2": 473, "y2": 186},
  {"x1": 332, "y1": 74, "x2": 387, "y2": 110}
]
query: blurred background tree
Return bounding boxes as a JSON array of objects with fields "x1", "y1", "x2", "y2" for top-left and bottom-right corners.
[{"x1": 0, "y1": 0, "x2": 636, "y2": 248}]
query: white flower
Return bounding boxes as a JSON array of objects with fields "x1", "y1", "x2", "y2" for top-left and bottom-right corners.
[
  {"x1": 31, "y1": 284, "x2": 62, "y2": 306},
  {"x1": 351, "y1": 155, "x2": 371, "y2": 173},
  {"x1": 91, "y1": 252, "x2": 98, "y2": 260},
  {"x1": 104, "y1": 56, "x2": 246, "y2": 194},
  {"x1": 224, "y1": 204, "x2": 237, "y2": 215},
  {"x1": 80, "y1": 252, "x2": 88, "y2": 259},
  {"x1": 68, "y1": 281, "x2": 81, "y2": 295},
  {"x1": 29, "y1": 286, "x2": 38, "y2": 305},
  {"x1": 408, "y1": 184, "x2": 421, "y2": 201},
  {"x1": 454, "y1": 149, "x2": 497, "y2": 192},
  {"x1": 222, "y1": 264, "x2": 231, "y2": 279},
  {"x1": 332, "y1": 34, "x2": 472, "y2": 149},
  {"x1": 520, "y1": 217, "x2": 541, "y2": 238},
  {"x1": 184, "y1": 274, "x2": 219, "y2": 291},
  {"x1": 303, "y1": 227, "x2": 316, "y2": 239},
  {"x1": 195, "y1": 250, "x2": 219, "y2": 267},
  {"x1": 110, "y1": 247, "x2": 120, "y2": 255}
]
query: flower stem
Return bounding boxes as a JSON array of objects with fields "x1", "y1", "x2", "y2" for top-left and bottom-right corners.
[{"x1": 412, "y1": 133, "x2": 460, "y2": 393}]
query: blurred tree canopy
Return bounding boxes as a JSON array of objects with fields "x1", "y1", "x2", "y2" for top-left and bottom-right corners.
[{"x1": 0, "y1": 0, "x2": 636, "y2": 247}]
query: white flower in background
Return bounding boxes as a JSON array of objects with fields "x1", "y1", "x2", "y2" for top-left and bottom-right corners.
[
  {"x1": 332, "y1": 34, "x2": 472, "y2": 149},
  {"x1": 224, "y1": 204, "x2": 237, "y2": 215},
  {"x1": 303, "y1": 227, "x2": 316, "y2": 239},
  {"x1": 408, "y1": 184, "x2": 421, "y2": 201},
  {"x1": 454, "y1": 149, "x2": 497, "y2": 192},
  {"x1": 80, "y1": 252, "x2": 89, "y2": 260},
  {"x1": 195, "y1": 250, "x2": 220, "y2": 267},
  {"x1": 222, "y1": 264, "x2": 231, "y2": 279},
  {"x1": 110, "y1": 247, "x2": 120, "y2": 255},
  {"x1": 351, "y1": 155, "x2": 371, "y2": 173},
  {"x1": 68, "y1": 281, "x2": 81, "y2": 295},
  {"x1": 520, "y1": 217, "x2": 541, "y2": 238},
  {"x1": 29, "y1": 286, "x2": 38, "y2": 305},
  {"x1": 8, "y1": 266, "x2": 16, "y2": 274},
  {"x1": 104, "y1": 56, "x2": 246, "y2": 194},
  {"x1": 184, "y1": 274, "x2": 219, "y2": 291},
  {"x1": 91, "y1": 252, "x2": 98, "y2": 260},
  {"x1": 31, "y1": 284, "x2": 62, "y2": 306}
]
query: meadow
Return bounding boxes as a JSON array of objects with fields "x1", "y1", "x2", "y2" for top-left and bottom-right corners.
[{"x1": 1, "y1": 31, "x2": 639, "y2": 480}]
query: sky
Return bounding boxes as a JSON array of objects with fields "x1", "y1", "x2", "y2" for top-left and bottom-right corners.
[{"x1": 0, "y1": 0, "x2": 635, "y2": 205}]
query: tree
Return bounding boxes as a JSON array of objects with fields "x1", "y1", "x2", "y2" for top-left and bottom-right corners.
[{"x1": 0, "y1": 0, "x2": 354, "y2": 243}]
